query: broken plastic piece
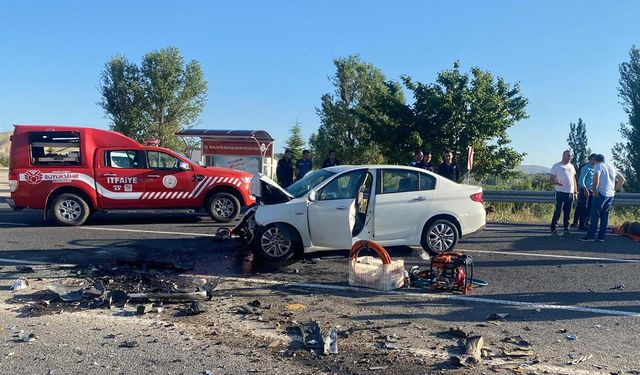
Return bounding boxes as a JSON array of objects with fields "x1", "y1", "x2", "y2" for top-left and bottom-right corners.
[
  {"x1": 323, "y1": 327, "x2": 338, "y2": 355},
  {"x1": 11, "y1": 277, "x2": 29, "y2": 291}
]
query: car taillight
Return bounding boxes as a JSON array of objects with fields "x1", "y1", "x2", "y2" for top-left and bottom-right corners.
[
  {"x1": 8, "y1": 171, "x2": 18, "y2": 193},
  {"x1": 470, "y1": 192, "x2": 483, "y2": 203}
]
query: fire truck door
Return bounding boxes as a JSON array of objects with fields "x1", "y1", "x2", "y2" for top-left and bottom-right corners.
[
  {"x1": 96, "y1": 150, "x2": 147, "y2": 209},
  {"x1": 143, "y1": 150, "x2": 198, "y2": 208}
]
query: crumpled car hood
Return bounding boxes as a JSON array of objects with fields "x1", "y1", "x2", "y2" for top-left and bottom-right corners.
[{"x1": 250, "y1": 174, "x2": 294, "y2": 204}]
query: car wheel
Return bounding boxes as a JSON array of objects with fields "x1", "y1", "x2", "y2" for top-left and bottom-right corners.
[
  {"x1": 422, "y1": 219, "x2": 459, "y2": 256},
  {"x1": 51, "y1": 193, "x2": 90, "y2": 226},
  {"x1": 254, "y1": 223, "x2": 300, "y2": 262},
  {"x1": 207, "y1": 193, "x2": 241, "y2": 222}
]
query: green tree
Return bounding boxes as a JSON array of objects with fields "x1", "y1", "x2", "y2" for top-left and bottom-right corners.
[
  {"x1": 99, "y1": 47, "x2": 207, "y2": 151},
  {"x1": 612, "y1": 46, "x2": 640, "y2": 192},
  {"x1": 310, "y1": 55, "x2": 389, "y2": 165},
  {"x1": 567, "y1": 118, "x2": 591, "y2": 168},
  {"x1": 370, "y1": 62, "x2": 528, "y2": 179},
  {"x1": 285, "y1": 121, "x2": 305, "y2": 161}
]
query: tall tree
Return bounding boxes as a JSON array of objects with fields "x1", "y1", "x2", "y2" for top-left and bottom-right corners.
[
  {"x1": 285, "y1": 121, "x2": 305, "y2": 161},
  {"x1": 567, "y1": 118, "x2": 591, "y2": 168},
  {"x1": 612, "y1": 46, "x2": 640, "y2": 192},
  {"x1": 310, "y1": 55, "x2": 389, "y2": 165},
  {"x1": 366, "y1": 62, "x2": 528, "y2": 179},
  {"x1": 99, "y1": 47, "x2": 207, "y2": 151}
]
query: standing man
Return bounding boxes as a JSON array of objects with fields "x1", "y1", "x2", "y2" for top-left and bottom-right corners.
[
  {"x1": 423, "y1": 151, "x2": 435, "y2": 172},
  {"x1": 296, "y1": 149, "x2": 312, "y2": 179},
  {"x1": 321, "y1": 150, "x2": 340, "y2": 168},
  {"x1": 572, "y1": 153, "x2": 596, "y2": 230},
  {"x1": 437, "y1": 150, "x2": 460, "y2": 182},
  {"x1": 409, "y1": 150, "x2": 425, "y2": 168},
  {"x1": 549, "y1": 150, "x2": 578, "y2": 237},
  {"x1": 580, "y1": 154, "x2": 625, "y2": 242},
  {"x1": 276, "y1": 149, "x2": 294, "y2": 188}
]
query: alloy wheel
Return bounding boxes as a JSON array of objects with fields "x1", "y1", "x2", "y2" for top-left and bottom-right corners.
[
  {"x1": 427, "y1": 223, "x2": 456, "y2": 252},
  {"x1": 260, "y1": 227, "x2": 292, "y2": 258}
]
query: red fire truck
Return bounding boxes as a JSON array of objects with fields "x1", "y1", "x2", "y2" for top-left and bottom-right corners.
[{"x1": 7, "y1": 125, "x2": 255, "y2": 225}]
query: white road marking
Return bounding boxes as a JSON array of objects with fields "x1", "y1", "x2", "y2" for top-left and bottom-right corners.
[
  {"x1": 225, "y1": 277, "x2": 640, "y2": 317},
  {"x1": 461, "y1": 248, "x2": 640, "y2": 264},
  {"x1": 0, "y1": 257, "x2": 69, "y2": 265},
  {"x1": 81, "y1": 226, "x2": 218, "y2": 237},
  {"x1": 0, "y1": 222, "x2": 29, "y2": 226}
]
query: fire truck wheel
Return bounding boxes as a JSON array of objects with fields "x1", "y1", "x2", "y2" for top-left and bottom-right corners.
[
  {"x1": 421, "y1": 219, "x2": 459, "y2": 256},
  {"x1": 51, "y1": 193, "x2": 91, "y2": 226},
  {"x1": 207, "y1": 193, "x2": 241, "y2": 223}
]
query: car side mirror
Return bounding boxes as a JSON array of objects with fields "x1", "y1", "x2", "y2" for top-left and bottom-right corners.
[
  {"x1": 178, "y1": 161, "x2": 191, "y2": 170},
  {"x1": 308, "y1": 190, "x2": 318, "y2": 202}
]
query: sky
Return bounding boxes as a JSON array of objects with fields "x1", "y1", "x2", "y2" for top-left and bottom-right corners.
[{"x1": 1, "y1": 0, "x2": 639, "y2": 167}]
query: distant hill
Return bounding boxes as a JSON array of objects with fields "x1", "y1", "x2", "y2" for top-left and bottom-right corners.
[{"x1": 516, "y1": 165, "x2": 550, "y2": 175}]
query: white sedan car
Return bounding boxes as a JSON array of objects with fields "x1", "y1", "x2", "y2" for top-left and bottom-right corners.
[{"x1": 249, "y1": 165, "x2": 486, "y2": 262}]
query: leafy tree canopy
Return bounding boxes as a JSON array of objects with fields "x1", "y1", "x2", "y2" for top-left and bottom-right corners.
[
  {"x1": 568, "y1": 118, "x2": 591, "y2": 168},
  {"x1": 99, "y1": 47, "x2": 207, "y2": 152},
  {"x1": 613, "y1": 45, "x2": 640, "y2": 192}
]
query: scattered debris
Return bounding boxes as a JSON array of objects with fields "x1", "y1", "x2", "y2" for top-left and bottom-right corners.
[
  {"x1": 192, "y1": 278, "x2": 208, "y2": 288},
  {"x1": 502, "y1": 335, "x2": 531, "y2": 347},
  {"x1": 486, "y1": 313, "x2": 509, "y2": 321},
  {"x1": 567, "y1": 353, "x2": 593, "y2": 365},
  {"x1": 107, "y1": 290, "x2": 129, "y2": 308},
  {"x1": 181, "y1": 302, "x2": 207, "y2": 316},
  {"x1": 502, "y1": 347, "x2": 534, "y2": 357},
  {"x1": 323, "y1": 327, "x2": 338, "y2": 355},
  {"x1": 610, "y1": 284, "x2": 625, "y2": 290},
  {"x1": 128, "y1": 291, "x2": 207, "y2": 303},
  {"x1": 448, "y1": 327, "x2": 468, "y2": 339},
  {"x1": 15, "y1": 266, "x2": 34, "y2": 273},
  {"x1": 452, "y1": 335, "x2": 484, "y2": 366},
  {"x1": 298, "y1": 322, "x2": 324, "y2": 349},
  {"x1": 11, "y1": 277, "x2": 29, "y2": 291},
  {"x1": 368, "y1": 366, "x2": 388, "y2": 371},
  {"x1": 21, "y1": 333, "x2": 37, "y2": 342},
  {"x1": 48, "y1": 285, "x2": 91, "y2": 302},
  {"x1": 118, "y1": 340, "x2": 139, "y2": 348},
  {"x1": 557, "y1": 328, "x2": 568, "y2": 333},
  {"x1": 285, "y1": 303, "x2": 305, "y2": 311},
  {"x1": 566, "y1": 334, "x2": 578, "y2": 341}
]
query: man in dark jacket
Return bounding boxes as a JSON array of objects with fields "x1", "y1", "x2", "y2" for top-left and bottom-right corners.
[
  {"x1": 321, "y1": 150, "x2": 340, "y2": 168},
  {"x1": 276, "y1": 149, "x2": 294, "y2": 188},
  {"x1": 296, "y1": 149, "x2": 312, "y2": 179},
  {"x1": 437, "y1": 150, "x2": 460, "y2": 182}
]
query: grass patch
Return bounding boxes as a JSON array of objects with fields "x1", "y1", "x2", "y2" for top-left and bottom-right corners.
[{"x1": 487, "y1": 202, "x2": 640, "y2": 227}]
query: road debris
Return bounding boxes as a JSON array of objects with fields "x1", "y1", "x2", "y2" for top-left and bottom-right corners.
[
  {"x1": 128, "y1": 291, "x2": 207, "y2": 303},
  {"x1": 610, "y1": 284, "x2": 626, "y2": 290},
  {"x1": 118, "y1": 340, "x2": 139, "y2": 348},
  {"x1": 180, "y1": 301, "x2": 207, "y2": 316},
  {"x1": 285, "y1": 303, "x2": 305, "y2": 311},
  {"x1": 486, "y1": 313, "x2": 509, "y2": 321},
  {"x1": 368, "y1": 366, "x2": 388, "y2": 371},
  {"x1": 452, "y1": 335, "x2": 484, "y2": 366},
  {"x1": 502, "y1": 335, "x2": 531, "y2": 347},
  {"x1": 566, "y1": 334, "x2": 578, "y2": 341},
  {"x1": 11, "y1": 277, "x2": 29, "y2": 291},
  {"x1": 323, "y1": 327, "x2": 338, "y2": 355},
  {"x1": 448, "y1": 327, "x2": 468, "y2": 339},
  {"x1": 298, "y1": 322, "x2": 324, "y2": 349},
  {"x1": 21, "y1": 333, "x2": 37, "y2": 342},
  {"x1": 15, "y1": 266, "x2": 34, "y2": 273},
  {"x1": 567, "y1": 353, "x2": 593, "y2": 365}
]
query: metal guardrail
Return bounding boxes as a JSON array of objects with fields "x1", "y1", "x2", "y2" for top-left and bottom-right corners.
[{"x1": 483, "y1": 190, "x2": 640, "y2": 206}]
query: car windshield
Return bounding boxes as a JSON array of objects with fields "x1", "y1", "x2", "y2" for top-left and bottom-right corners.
[{"x1": 287, "y1": 169, "x2": 336, "y2": 198}]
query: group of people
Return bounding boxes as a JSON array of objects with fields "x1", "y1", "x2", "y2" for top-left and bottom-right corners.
[
  {"x1": 276, "y1": 147, "x2": 463, "y2": 189},
  {"x1": 410, "y1": 149, "x2": 460, "y2": 182},
  {"x1": 549, "y1": 150, "x2": 626, "y2": 242},
  {"x1": 276, "y1": 149, "x2": 340, "y2": 188}
]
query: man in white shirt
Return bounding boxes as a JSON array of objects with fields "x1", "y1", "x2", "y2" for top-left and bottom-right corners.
[
  {"x1": 580, "y1": 154, "x2": 625, "y2": 242},
  {"x1": 549, "y1": 150, "x2": 577, "y2": 236}
]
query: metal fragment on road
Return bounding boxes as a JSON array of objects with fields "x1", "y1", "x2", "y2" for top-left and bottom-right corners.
[
  {"x1": 566, "y1": 334, "x2": 578, "y2": 341},
  {"x1": 118, "y1": 340, "x2": 139, "y2": 348},
  {"x1": 567, "y1": 353, "x2": 593, "y2": 365},
  {"x1": 323, "y1": 327, "x2": 338, "y2": 355},
  {"x1": 11, "y1": 277, "x2": 29, "y2": 291}
]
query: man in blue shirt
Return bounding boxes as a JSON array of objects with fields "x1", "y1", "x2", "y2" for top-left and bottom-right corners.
[
  {"x1": 572, "y1": 153, "x2": 596, "y2": 230},
  {"x1": 296, "y1": 149, "x2": 312, "y2": 180}
]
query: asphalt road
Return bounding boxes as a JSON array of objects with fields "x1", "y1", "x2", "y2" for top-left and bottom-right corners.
[{"x1": 2, "y1": 197, "x2": 640, "y2": 373}]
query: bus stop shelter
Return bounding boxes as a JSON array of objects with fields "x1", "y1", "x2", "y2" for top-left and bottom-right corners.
[{"x1": 177, "y1": 129, "x2": 275, "y2": 176}]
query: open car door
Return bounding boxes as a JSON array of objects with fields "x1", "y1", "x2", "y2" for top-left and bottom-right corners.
[{"x1": 307, "y1": 169, "x2": 367, "y2": 249}]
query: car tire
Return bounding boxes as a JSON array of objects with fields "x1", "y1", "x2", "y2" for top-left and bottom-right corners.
[
  {"x1": 207, "y1": 193, "x2": 241, "y2": 222},
  {"x1": 253, "y1": 223, "x2": 301, "y2": 262},
  {"x1": 51, "y1": 193, "x2": 91, "y2": 226},
  {"x1": 421, "y1": 219, "x2": 459, "y2": 256}
]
